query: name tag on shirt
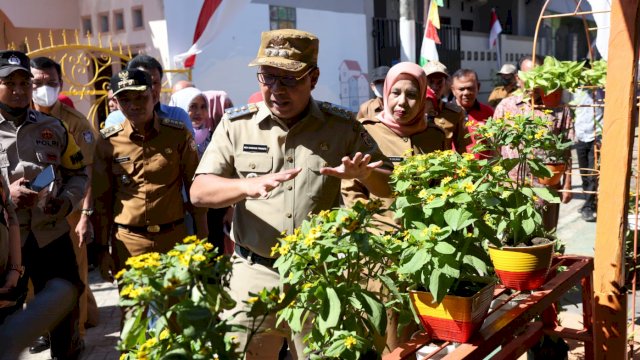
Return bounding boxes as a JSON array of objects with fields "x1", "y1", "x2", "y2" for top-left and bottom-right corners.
[
  {"x1": 243, "y1": 144, "x2": 269, "y2": 153},
  {"x1": 389, "y1": 156, "x2": 404, "y2": 163},
  {"x1": 114, "y1": 156, "x2": 131, "y2": 163}
]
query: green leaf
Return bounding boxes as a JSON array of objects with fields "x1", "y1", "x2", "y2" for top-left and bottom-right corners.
[
  {"x1": 533, "y1": 187, "x2": 561, "y2": 203},
  {"x1": 399, "y1": 248, "x2": 429, "y2": 274},
  {"x1": 450, "y1": 193, "x2": 472, "y2": 203},
  {"x1": 435, "y1": 241, "x2": 456, "y2": 255},
  {"x1": 359, "y1": 291, "x2": 387, "y2": 335},
  {"x1": 444, "y1": 208, "x2": 474, "y2": 231},
  {"x1": 318, "y1": 287, "x2": 341, "y2": 333},
  {"x1": 522, "y1": 217, "x2": 536, "y2": 235}
]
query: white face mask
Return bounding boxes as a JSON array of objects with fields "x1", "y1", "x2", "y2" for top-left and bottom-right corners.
[
  {"x1": 32, "y1": 85, "x2": 60, "y2": 107},
  {"x1": 372, "y1": 83, "x2": 384, "y2": 98}
]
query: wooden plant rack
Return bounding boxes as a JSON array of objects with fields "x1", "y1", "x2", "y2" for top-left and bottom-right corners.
[{"x1": 384, "y1": 255, "x2": 594, "y2": 360}]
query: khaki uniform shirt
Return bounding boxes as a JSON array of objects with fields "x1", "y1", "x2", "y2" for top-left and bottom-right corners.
[
  {"x1": 341, "y1": 117, "x2": 445, "y2": 215},
  {"x1": 488, "y1": 86, "x2": 514, "y2": 108},
  {"x1": 92, "y1": 116, "x2": 203, "y2": 246},
  {"x1": 356, "y1": 97, "x2": 383, "y2": 121},
  {"x1": 49, "y1": 101, "x2": 96, "y2": 166},
  {"x1": 431, "y1": 101, "x2": 470, "y2": 153},
  {"x1": 0, "y1": 110, "x2": 87, "y2": 247},
  {"x1": 195, "y1": 100, "x2": 392, "y2": 258}
]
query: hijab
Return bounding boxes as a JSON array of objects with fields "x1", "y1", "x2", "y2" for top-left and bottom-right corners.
[
  {"x1": 170, "y1": 87, "x2": 210, "y2": 146},
  {"x1": 203, "y1": 90, "x2": 233, "y2": 130},
  {"x1": 376, "y1": 62, "x2": 429, "y2": 137}
]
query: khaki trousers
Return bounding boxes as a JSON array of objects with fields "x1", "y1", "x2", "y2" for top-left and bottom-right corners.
[
  {"x1": 113, "y1": 223, "x2": 186, "y2": 271},
  {"x1": 224, "y1": 255, "x2": 309, "y2": 360},
  {"x1": 67, "y1": 211, "x2": 99, "y2": 337}
]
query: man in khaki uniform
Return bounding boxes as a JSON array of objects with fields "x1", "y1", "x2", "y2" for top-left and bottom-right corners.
[
  {"x1": 487, "y1": 63, "x2": 518, "y2": 108},
  {"x1": 356, "y1": 65, "x2": 389, "y2": 120},
  {"x1": 30, "y1": 56, "x2": 99, "y2": 344},
  {"x1": 0, "y1": 50, "x2": 87, "y2": 359},
  {"x1": 423, "y1": 61, "x2": 470, "y2": 153},
  {"x1": 190, "y1": 29, "x2": 392, "y2": 360},
  {"x1": 93, "y1": 69, "x2": 206, "y2": 281}
]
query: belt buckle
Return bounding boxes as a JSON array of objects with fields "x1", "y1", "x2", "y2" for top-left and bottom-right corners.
[{"x1": 147, "y1": 225, "x2": 161, "y2": 233}]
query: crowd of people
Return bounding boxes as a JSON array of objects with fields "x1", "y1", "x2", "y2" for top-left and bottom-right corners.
[{"x1": 0, "y1": 27, "x2": 601, "y2": 359}]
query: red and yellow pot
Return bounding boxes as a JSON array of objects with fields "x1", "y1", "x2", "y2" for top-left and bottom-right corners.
[
  {"x1": 488, "y1": 241, "x2": 555, "y2": 291},
  {"x1": 409, "y1": 282, "x2": 495, "y2": 343}
]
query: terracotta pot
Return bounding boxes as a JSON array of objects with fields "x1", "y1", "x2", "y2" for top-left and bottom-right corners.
[
  {"x1": 537, "y1": 163, "x2": 566, "y2": 186},
  {"x1": 409, "y1": 282, "x2": 495, "y2": 343},
  {"x1": 541, "y1": 88, "x2": 563, "y2": 107},
  {"x1": 488, "y1": 240, "x2": 555, "y2": 291}
]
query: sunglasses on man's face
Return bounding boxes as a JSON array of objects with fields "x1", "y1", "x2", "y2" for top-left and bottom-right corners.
[{"x1": 256, "y1": 67, "x2": 315, "y2": 87}]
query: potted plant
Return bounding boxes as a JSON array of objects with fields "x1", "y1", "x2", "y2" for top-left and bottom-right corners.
[
  {"x1": 386, "y1": 150, "x2": 499, "y2": 342},
  {"x1": 116, "y1": 237, "x2": 243, "y2": 360},
  {"x1": 269, "y1": 200, "x2": 392, "y2": 359},
  {"x1": 471, "y1": 111, "x2": 569, "y2": 290},
  {"x1": 518, "y1": 56, "x2": 586, "y2": 107}
]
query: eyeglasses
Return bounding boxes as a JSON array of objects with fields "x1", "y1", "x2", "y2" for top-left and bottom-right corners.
[{"x1": 256, "y1": 67, "x2": 315, "y2": 87}]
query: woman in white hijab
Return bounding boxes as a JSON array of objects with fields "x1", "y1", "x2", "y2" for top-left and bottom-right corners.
[{"x1": 170, "y1": 87, "x2": 211, "y2": 158}]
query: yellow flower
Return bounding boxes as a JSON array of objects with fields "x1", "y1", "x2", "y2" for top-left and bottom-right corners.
[
  {"x1": 465, "y1": 119, "x2": 474, "y2": 127},
  {"x1": 279, "y1": 243, "x2": 290, "y2": 256},
  {"x1": 271, "y1": 243, "x2": 280, "y2": 257},
  {"x1": 203, "y1": 242, "x2": 214, "y2": 251},
  {"x1": 318, "y1": 209, "x2": 331, "y2": 219},
  {"x1": 456, "y1": 167, "x2": 468, "y2": 177},
  {"x1": 431, "y1": 225, "x2": 441, "y2": 233},
  {"x1": 465, "y1": 232, "x2": 473, "y2": 238},
  {"x1": 192, "y1": 254, "x2": 206, "y2": 262},
  {"x1": 183, "y1": 235, "x2": 198, "y2": 243},
  {"x1": 464, "y1": 182, "x2": 475, "y2": 193},
  {"x1": 120, "y1": 284, "x2": 133, "y2": 297},
  {"x1": 302, "y1": 282, "x2": 314, "y2": 290},
  {"x1": 534, "y1": 129, "x2": 546, "y2": 139},
  {"x1": 119, "y1": 354, "x2": 127, "y2": 360},
  {"x1": 492, "y1": 165, "x2": 504, "y2": 173},
  {"x1": 504, "y1": 111, "x2": 513, "y2": 119},
  {"x1": 402, "y1": 148, "x2": 414, "y2": 157},
  {"x1": 463, "y1": 153, "x2": 474, "y2": 161},
  {"x1": 418, "y1": 189, "x2": 428, "y2": 199},
  {"x1": 114, "y1": 269, "x2": 126, "y2": 280},
  {"x1": 441, "y1": 176, "x2": 452, "y2": 185},
  {"x1": 344, "y1": 335, "x2": 357, "y2": 349},
  {"x1": 426, "y1": 194, "x2": 436, "y2": 203},
  {"x1": 303, "y1": 235, "x2": 315, "y2": 247},
  {"x1": 159, "y1": 328, "x2": 170, "y2": 340},
  {"x1": 167, "y1": 250, "x2": 180, "y2": 257},
  {"x1": 533, "y1": 195, "x2": 540, "y2": 202},
  {"x1": 247, "y1": 296, "x2": 259, "y2": 304}
]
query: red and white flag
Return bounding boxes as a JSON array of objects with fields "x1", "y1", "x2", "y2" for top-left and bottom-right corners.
[
  {"x1": 419, "y1": 0, "x2": 441, "y2": 66},
  {"x1": 174, "y1": 0, "x2": 248, "y2": 68},
  {"x1": 489, "y1": 8, "x2": 502, "y2": 49}
]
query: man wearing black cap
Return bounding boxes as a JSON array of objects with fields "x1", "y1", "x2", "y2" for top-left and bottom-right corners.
[
  {"x1": 93, "y1": 69, "x2": 205, "y2": 284},
  {"x1": 190, "y1": 29, "x2": 392, "y2": 359},
  {"x1": 356, "y1": 65, "x2": 389, "y2": 120},
  {"x1": 0, "y1": 50, "x2": 87, "y2": 359}
]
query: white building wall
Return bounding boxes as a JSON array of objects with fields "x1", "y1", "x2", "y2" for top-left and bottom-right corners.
[{"x1": 165, "y1": 2, "x2": 369, "y2": 108}]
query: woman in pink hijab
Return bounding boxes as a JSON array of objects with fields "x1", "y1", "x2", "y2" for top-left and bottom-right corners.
[{"x1": 341, "y1": 62, "x2": 446, "y2": 350}]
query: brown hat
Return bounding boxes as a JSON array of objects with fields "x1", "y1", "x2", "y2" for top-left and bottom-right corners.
[
  {"x1": 422, "y1": 60, "x2": 449, "y2": 78},
  {"x1": 248, "y1": 29, "x2": 318, "y2": 72}
]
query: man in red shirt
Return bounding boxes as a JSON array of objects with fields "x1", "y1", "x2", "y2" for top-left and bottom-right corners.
[{"x1": 450, "y1": 68, "x2": 494, "y2": 158}]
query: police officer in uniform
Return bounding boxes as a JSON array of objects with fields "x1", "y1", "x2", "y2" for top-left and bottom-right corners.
[
  {"x1": 30, "y1": 56, "x2": 99, "y2": 348},
  {"x1": 0, "y1": 50, "x2": 87, "y2": 359},
  {"x1": 190, "y1": 29, "x2": 392, "y2": 359},
  {"x1": 423, "y1": 61, "x2": 470, "y2": 153},
  {"x1": 93, "y1": 69, "x2": 206, "y2": 282}
]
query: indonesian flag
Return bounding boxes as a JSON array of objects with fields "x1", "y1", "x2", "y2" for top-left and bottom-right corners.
[
  {"x1": 419, "y1": 0, "x2": 441, "y2": 66},
  {"x1": 489, "y1": 8, "x2": 502, "y2": 49},
  {"x1": 174, "y1": 0, "x2": 248, "y2": 68}
]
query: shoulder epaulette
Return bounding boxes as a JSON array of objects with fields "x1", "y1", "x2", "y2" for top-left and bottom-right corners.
[
  {"x1": 100, "y1": 124, "x2": 123, "y2": 139},
  {"x1": 317, "y1": 101, "x2": 355, "y2": 120},
  {"x1": 443, "y1": 101, "x2": 463, "y2": 113},
  {"x1": 160, "y1": 118, "x2": 186, "y2": 129},
  {"x1": 224, "y1": 103, "x2": 259, "y2": 120}
]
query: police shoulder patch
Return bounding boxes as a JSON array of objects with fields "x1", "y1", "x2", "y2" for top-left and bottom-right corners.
[
  {"x1": 224, "y1": 103, "x2": 259, "y2": 120},
  {"x1": 160, "y1": 118, "x2": 186, "y2": 129},
  {"x1": 99, "y1": 124, "x2": 123, "y2": 139},
  {"x1": 443, "y1": 101, "x2": 463, "y2": 113},
  {"x1": 317, "y1": 101, "x2": 355, "y2": 120}
]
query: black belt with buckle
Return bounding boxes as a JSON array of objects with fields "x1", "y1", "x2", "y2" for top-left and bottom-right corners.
[
  {"x1": 117, "y1": 219, "x2": 184, "y2": 234},
  {"x1": 234, "y1": 244, "x2": 277, "y2": 268}
]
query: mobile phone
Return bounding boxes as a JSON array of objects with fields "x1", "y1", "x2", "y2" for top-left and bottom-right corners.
[{"x1": 31, "y1": 165, "x2": 55, "y2": 192}]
